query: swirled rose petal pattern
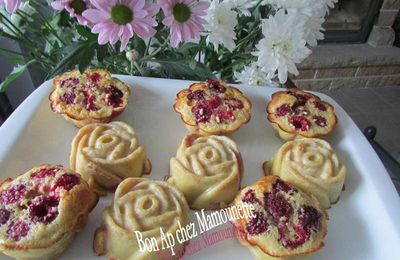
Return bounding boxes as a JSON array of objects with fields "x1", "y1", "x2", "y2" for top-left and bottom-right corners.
[
  {"x1": 70, "y1": 121, "x2": 151, "y2": 194},
  {"x1": 94, "y1": 178, "x2": 189, "y2": 260},
  {"x1": 168, "y1": 134, "x2": 243, "y2": 210},
  {"x1": 264, "y1": 138, "x2": 346, "y2": 208}
]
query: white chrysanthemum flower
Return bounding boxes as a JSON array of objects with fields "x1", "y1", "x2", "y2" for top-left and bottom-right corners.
[
  {"x1": 228, "y1": 0, "x2": 258, "y2": 16},
  {"x1": 205, "y1": 1, "x2": 237, "y2": 52},
  {"x1": 304, "y1": 12, "x2": 325, "y2": 46},
  {"x1": 234, "y1": 62, "x2": 278, "y2": 86},
  {"x1": 253, "y1": 9, "x2": 311, "y2": 84},
  {"x1": 323, "y1": 0, "x2": 338, "y2": 15},
  {"x1": 262, "y1": 0, "x2": 320, "y2": 16}
]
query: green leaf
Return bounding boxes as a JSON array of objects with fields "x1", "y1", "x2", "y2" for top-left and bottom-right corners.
[
  {"x1": 133, "y1": 36, "x2": 146, "y2": 57},
  {"x1": 0, "y1": 60, "x2": 36, "y2": 93},
  {"x1": 152, "y1": 59, "x2": 215, "y2": 80},
  {"x1": 96, "y1": 45, "x2": 108, "y2": 62},
  {"x1": 75, "y1": 24, "x2": 96, "y2": 41}
]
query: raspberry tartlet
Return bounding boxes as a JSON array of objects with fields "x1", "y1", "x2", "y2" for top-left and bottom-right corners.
[
  {"x1": 267, "y1": 88, "x2": 337, "y2": 141},
  {"x1": 0, "y1": 164, "x2": 98, "y2": 260},
  {"x1": 264, "y1": 138, "x2": 346, "y2": 209},
  {"x1": 174, "y1": 79, "x2": 252, "y2": 135},
  {"x1": 49, "y1": 68, "x2": 130, "y2": 127},
  {"x1": 94, "y1": 178, "x2": 189, "y2": 260},
  {"x1": 231, "y1": 176, "x2": 328, "y2": 259},
  {"x1": 70, "y1": 121, "x2": 151, "y2": 195},
  {"x1": 168, "y1": 134, "x2": 243, "y2": 210}
]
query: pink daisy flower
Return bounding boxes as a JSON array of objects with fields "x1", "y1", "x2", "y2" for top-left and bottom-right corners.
[
  {"x1": 51, "y1": 0, "x2": 93, "y2": 26},
  {"x1": 0, "y1": 0, "x2": 21, "y2": 13},
  {"x1": 160, "y1": 0, "x2": 209, "y2": 48},
  {"x1": 82, "y1": 0, "x2": 159, "y2": 51}
]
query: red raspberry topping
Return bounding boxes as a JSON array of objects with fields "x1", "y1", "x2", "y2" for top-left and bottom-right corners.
[
  {"x1": 242, "y1": 189, "x2": 262, "y2": 205},
  {"x1": 29, "y1": 195, "x2": 59, "y2": 224},
  {"x1": 192, "y1": 102, "x2": 212, "y2": 123},
  {"x1": 265, "y1": 193, "x2": 293, "y2": 221},
  {"x1": 31, "y1": 168, "x2": 58, "y2": 179},
  {"x1": 289, "y1": 116, "x2": 311, "y2": 131},
  {"x1": 246, "y1": 211, "x2": 269, "y2": 235},
  {"x1": 82, "y1": 91, "x2": 98, "y2": 111},
  {"x1": 105, "y1": 86, "x2": 124, "y2": 107},
  {"x1": 313, "y1": 116, "x2": 327, "y2": 127},
  {"x1": 0, "y1": 209, "x2": 10, "y2": 225},
  {"x1": 279, "y1": 224, "x2": 310, "y2": 249},
  {"x1": 207, "y1": 78, "x2": 226, "y2": 93},
  {"x1": 314, "y1": 102, "x2": 327, "y2": 111},
  {"x1": 88, "y1": 72, "x2": 101, "y2": 84},
  {"x1": 225, "y1": 98, "x2": 244, "y2": 110},
  {"x1": 275, "y1": 104, "x2": 292, "y2": 117},
  {"x1": 209, "y1": 95, "x2": 222, "y2": 109},
  {"x1": 60, "y1": 92, "x2": 76, "y2": 105},
  {"x1": 273, "y1": 179, "x2": 297, "y2": 193},
  {"x1": 297, "y1": 205, "x2": 321, "y2": 231},
  {"x1": 7, "y1": 220, "x2": 30, "y2": 241},
  {"x1": 60, "y1": 77, "x2": 79, "y2": 88},
  {"x1": 0, "y1": 184, "x2": 27, "y2": 204},
  {"x1": 52, "y1": 174, "x2": 80, "y2": 192},
  {"x1": 214, "y1": 107, "x2": 235, "y2": 122},
  {"x1": 187, "y1": 90, "x2": 205, "y2": 101}
]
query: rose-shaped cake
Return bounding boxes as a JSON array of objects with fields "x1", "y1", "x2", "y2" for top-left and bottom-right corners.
[
  {"x1": 167, "y1": 134, "x2": 243, "y2": 210},
  {"x1": 94, "y1": 178, "x2": 190, "y2": 260},
  {"x1": 0, "y1": 164, "x2": 98, "y2": 260},
  {"x1": 263, "y1": 138, "x2": 346, "y2": 208},
  {"x1": 70, "y1": 121, "x2": 151, "y2": 195},
  {"x1": 231, "y1": 176, "x2": 328, "y2": 259},
  {"x1": 49, "y1": 68, "x2": 130, "y2": 127},
  {"x1": 267, "y1": 88, "x2": 337, "y2": 141},
  {"x1": 174, "y1": 79, "x2": 252, "y2": 135}
]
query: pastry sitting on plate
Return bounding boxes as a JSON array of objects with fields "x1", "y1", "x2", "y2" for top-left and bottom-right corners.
[
  {"x1": 70, "y1": 121, "x2": 151, "y2": 195},
  {"x1": 267, "y1": 88, "x2": 337, "y2": 141},
  {"x1": 167, "y1": 134, "x2": 243, "y2": 210},
  {"x1": 174, "y1": 79, "x2": 252, "y2": 135},
  {"x1": 231, "y1": 176, "x2": 328, "y2": 260},
  {"x1": 0, "y1": 164, "x2": 98, "y2": 260},
  {"x1": 49, "y1": 68, "x2": 130, "y2": 127},
  {"x1": 94, "y1": 178, "x2": 189, "y2": 260},
  {"x1": 264, "y1": 138, "x2": 346, "y2": 209}
]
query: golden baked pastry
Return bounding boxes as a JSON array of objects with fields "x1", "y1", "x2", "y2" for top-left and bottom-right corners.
[
  {"x1": 267, "y1": 88, "x2": 337, "y2": 141},
  {"x1": 49, "y1": 68, "x2": 130, "y2": 127},
  {"x1": 167, "y1": 134, "x2": 243, "y2": 210},
  {"x1": 231, "y1": 176, "x2": 328, "y2": 259},
  {"x1": 0, "y1": 164, "x2": 98, "y2": 260},
  {"x1": 174, "y1": 79, "x2": 251, "y2": 135},
  {"x1": 94, "y1": 178, "x2": 190, "y2": 260},
  {"x1": 264, "y1": 138, "x2": 346, "y2": 208},
  {"x1": 70, "y1": 121, "x2": 151, "y2": 195}
]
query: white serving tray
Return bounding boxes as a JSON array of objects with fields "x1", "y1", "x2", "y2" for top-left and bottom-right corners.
[{"x1": 0, "y1": 76, "x2": 399, "y2": 260}]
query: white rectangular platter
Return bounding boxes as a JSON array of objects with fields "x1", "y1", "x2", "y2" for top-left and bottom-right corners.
[{"x1": 0, "y1": 76, "x2": 400, "y2": 260}]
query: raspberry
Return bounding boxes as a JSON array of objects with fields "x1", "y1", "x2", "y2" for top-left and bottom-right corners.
[
  {"x1": 314, "y1": 102, "x2": 327, "y2": 111},
  {"x1": 31, "y1": 168, "x2": 58, "y2": 179},
  {"x1": 0, "y1": 209, "x2": 10, "y2": 225},
  {"x1": 265, "y1": 193, "x2": 293, "y2": 221},
  {"x1": 242, "y1": 189, "x2": 262, "y2": 205},
  {"x1": 209, "y1": 95, "x2": 222, "y2": 109},
  {"x1": 192, "y1": 103, "x2": 212, "y2": 123},
  {"x1": 279, "y1": 224, "x2": 310, "y2": 249},
  {"x1": 60, "y1": 91, "x2": 76, "y2": 105},
  {"x1": 88, "y1": 72, "x2": 101, "y2": 84},
  {"x1": 82, "y1": 91, "x2": 98, "y2": 111},
  {"x1": 0, "y1": 184, "x2": 27, "y2": 204},
  {"x1": 187, "y1": 90, "x2": 205, "y2": 101},
  {"x1": 313, "y1": 116, "x2": 327, "y2": 127},
  {"x1": 273, "y1": 179, "x2": 296, "y2": 193},
  {"x1": 105, "y1": 86, "x2": 124, "y2": 107},
  {"x1": 7, "y1": 220, "x2": 30, "y2": 241},
  {"x1": 225, "y1": 98, "x2": 244, "y2": 110},
  {"x1": 246, "y1": 212, "x2": 269, "y2": 235},
  {"x1": 213, "y1": 107, "x2": 235, "y2": 122},
  {"x1": 297, "y1": 205, "x2": 321, "y2": 231},
  {"x1": 29, "y1": 195, "x2": 59, "y2": 224},
  {"x1": 52, "y1": 174, "x2": 80, "y2": 192},
  {"x1": 275, "y1": 104, "x2": 292, "y2": 117},
  {"x1": 289, "y1": 116, "x2": 311, "y2": 131},
  {"x1": 207, "y1": 78, "x2": 226, "y2": 93},
  {"x1": 60, "y1": 77, "x2": 79, "y2": 88}
]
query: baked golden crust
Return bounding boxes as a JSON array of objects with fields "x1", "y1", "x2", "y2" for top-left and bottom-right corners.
[
  {"x1": 231, "y1": 176, "x2": 328, "y2": 259},
  {"x1": 263, "y1": 138, "x2": 346, "y2": 209},
  {"x1": 93, "y1": 178, "x2": 190, "y2": 260},
  {"x1": 173, "y1": 79, "x2": 252, "y2": 135},
  {"x1": 70, "y1": 121, "x2": 151, "y2": 195},
  {"x1": 0, "y1": 164, "x2": 98, "y2": 260},
  {"x1": 167, "y1": 134, "x2": 243, "y2": 210},
  {"x1": 267, "y1": 88, "x2": 337, "y2": 141},
  {"x1": 49, "y1": 68, "x2": 130, "y2": 128}
]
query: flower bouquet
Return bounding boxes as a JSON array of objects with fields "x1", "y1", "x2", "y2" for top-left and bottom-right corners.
[{"x1": 0, "y1": 0, "x2": 337, "y2": 92}]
